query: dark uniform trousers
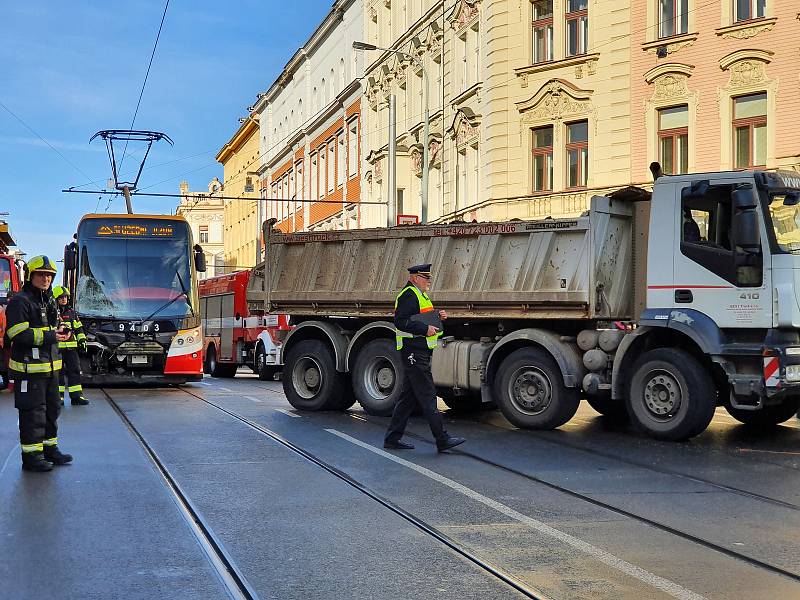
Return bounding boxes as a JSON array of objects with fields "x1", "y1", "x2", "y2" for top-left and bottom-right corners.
[
  {"x1": 385, "y1": 347, "x2": 447, "y2": 445},
  {"x1": 59, "y1": 349, "x2": 82, "y2": 400},
  {"x1": 15, "y1": 376, "x2": 61, "y2": 450}
]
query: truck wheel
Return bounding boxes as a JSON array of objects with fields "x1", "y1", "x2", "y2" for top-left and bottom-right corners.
[
  {"x1": 352, "y1": 339, "x2": 403, "y2": 416},
  {"x1": 207, "y1": 347, "x2": 237, "y2": 378},
  {"x1": 255, "y1": 343, "x2": 277, "y2": 381},
  {"x1": 627, "y1": 348, "x2": 715, "y2": 440},
  {"x1": 725, "y1": 396, "x2": 800, "y2": 428},
  {"x1": 493, "y1": 348, "x2": 579, "y2": 429},
  {"x1": 585, "y1": 395, "x2": 628, "y2": 420},
  {"x1": 283, "y1": 339, "x2": 344, "y2": 411}
]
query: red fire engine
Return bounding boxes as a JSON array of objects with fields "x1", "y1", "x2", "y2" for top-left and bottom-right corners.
[
  {"x1": 198, "y1": 270, "x2": 289, "y2": 379},
  {"x1": 0, "y1": 254, "x2": 24, "y2": 389}
]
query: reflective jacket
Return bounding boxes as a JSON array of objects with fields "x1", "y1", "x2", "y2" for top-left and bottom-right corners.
[
  {"x1": 57, "y1": 306, "x2": 85, "y2": 349},
  {"x1": 6, "y1": 283, "x2": 62, "y2": 379},
  {"x1": 394, "y1": 282, "x2": 442, "y2": 352}
]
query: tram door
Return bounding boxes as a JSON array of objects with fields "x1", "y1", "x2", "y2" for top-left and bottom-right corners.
[{"x1": 220, "y1": 293, "x2": 235, "y2": 361}]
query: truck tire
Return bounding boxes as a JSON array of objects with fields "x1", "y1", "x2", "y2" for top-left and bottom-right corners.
[
  {"x1": 493, "y1": 348, "x2": 579, "y2": 429},
  {"x1": 627, "y1": 348, "x2": 715, "y2": 440},
  {"x1": 206, "y1": 346, "x2": 237, "y2": 378},
  {"x1": 352, "y1": 339, "x2": 404, "y2": 416},
  {"x1": 585, "y1": 395, "x2": 628, "y2": 420},
  {"x1": 255, "y1": 343, "x2": 277, "y2": 381},
  {"x1": 283, "y1": 339, "x2": 344, "y2": 411},
  {"x1": 725, "y1": 396, "x2": 800, "y2": 428}
]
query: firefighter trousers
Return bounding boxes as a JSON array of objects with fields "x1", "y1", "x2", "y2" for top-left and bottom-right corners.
[
  {"x1": 59, "y1": 349, "x2": 83, "y2": 400},
  {"x1": 15, "y1": 376, "x2": 61, "y2": 453},
  {"x1": 385, "y1": 348, "x2": 448, "y2": 445}
]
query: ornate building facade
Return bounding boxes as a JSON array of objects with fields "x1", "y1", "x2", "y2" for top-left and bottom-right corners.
[
  {"x1": 216, "y1": 114, "x2": 260, "y2": 273},
  {"x1": 254, "y1": 0, "x2": 366, "y2": 233},
  {"x1": 360, "y1": 0, "x2": 635, "y2": 225},
  {"x1": 176, "y1": 178, "x2": 225, "y2": 280},
  {"x1": 631, "y1": 0, "x2": 800, "y2": 178}
]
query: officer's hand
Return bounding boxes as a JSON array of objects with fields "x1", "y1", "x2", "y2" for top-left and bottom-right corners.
[
  {"x1": 439, "y1": 309, "x2": 448, "y2": 320},
  {"x1": 55, "y1": 332, "x2": 71, "y2": 342},
  {"x1": 426, "y1": 325, "x2": 440, "y2": 337}
]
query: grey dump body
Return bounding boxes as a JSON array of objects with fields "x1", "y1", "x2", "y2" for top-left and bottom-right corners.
[{"x1": 247, "y1": 195, "x2": 637, "y2": 322}]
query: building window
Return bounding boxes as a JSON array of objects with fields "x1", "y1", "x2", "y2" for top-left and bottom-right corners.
[
  {"x1": 319, "y1": 147, "x2": 326, "y2": 198},
  {"x1": 658, "y1": 105, "x2": 689, "y2": 175},
  {"x1": 658, "y1": 0, "x2": 688, "y2": 38},
  {"x1": 244, "y1": 177, "x2": 254, "y2": 193},
  {"x1": 733, "y1": 93, "x2": 767, "y2": 169},
  {"x1": 531, "y1": 126, "x2": 553, "y2": 192},
  {"x1": 295, "y1": 161, "x2": 303, "y2": 205},
  {"x1": 735, "y1": 0, "x2": 766, "y2": 22},
  {"x1": 310, "y1": 153, "x2": 318, "y2": 200},
  {"x1": 199, "y1": 225, "x2": 209, "y2": 244},
  {"x1": 397, "y1": 188, "x2": 405, "y2": 215},
  {"x1": 566, "y1": 0, "x2": 588, "y2": 57},
  {"x1": 566, "y1": 120, "x2": 588, "y2": 189},
  {"x1": 327, "y1": 140, "x2": 335, "y2": 193},
  {"x1": 532, "y1": 1, "x2": 553, "y2": 64},
  {"x1": 348, "y1": 119, "x2": 359, "y2": 179},
  {"x1": 459, "y1": 34, "x2": 468, "y2": 90},
  {"x1": 337, "y1": 132, "x2": 346, "y2": 187}
]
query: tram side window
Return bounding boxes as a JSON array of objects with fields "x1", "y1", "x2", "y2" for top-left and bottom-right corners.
[{"x1": 206, "y1": 295, "x2": 222, "y2": 335}]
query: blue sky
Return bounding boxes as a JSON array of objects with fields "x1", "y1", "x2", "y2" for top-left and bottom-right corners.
[{"x1": 0, "y1": 0, "x2": 332, "y2": 268}]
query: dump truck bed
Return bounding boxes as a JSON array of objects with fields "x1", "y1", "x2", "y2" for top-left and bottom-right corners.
[{"x1": 247, "y1": 195, "x2": 636, "y2": 321}]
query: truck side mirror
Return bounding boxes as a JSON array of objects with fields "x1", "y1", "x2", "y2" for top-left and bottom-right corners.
[
  {"x1": 63, "y1": 245, "x2": 77, "y2": 271},
  {"x1": 732, "y1": 188, "x2": 757, "y2": 210},
  {"x1": 733, "y1": 210, "x2": 760, "y2": 250},
  {"x1": 194, "y1": 245, "x2": 207, "y2": 272}
]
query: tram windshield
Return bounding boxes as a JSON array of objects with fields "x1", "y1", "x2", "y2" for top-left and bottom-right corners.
[{"x1": 75, "y1": 218, "x2": 194, "y2": 320}]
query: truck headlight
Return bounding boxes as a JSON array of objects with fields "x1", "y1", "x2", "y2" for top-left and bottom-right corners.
[
  {"x1": 785, "y1": 365, "x2": 800, "y2": 382},
  {"x1": 786, "y1": 347, "x2": 800, "y2": 356}
]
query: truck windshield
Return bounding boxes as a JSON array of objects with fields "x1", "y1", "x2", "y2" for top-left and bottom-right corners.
[
  {"x1": 75, "y1": 219, "x2": 193, "y2": 320},
  {"x1": 0, "y1": 257, "x2": 12, "y2": 304},
  {"x1": 768, "y1": 193, "x2": 800, "y2": 254}
]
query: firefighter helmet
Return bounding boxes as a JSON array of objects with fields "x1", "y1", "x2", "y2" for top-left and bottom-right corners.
[
  {"x1": 52, "y1": 285, "x2": 70, "y2": 299},
  {"x1": 26, "y1": 255, "x2": 58, "y2": 280}
]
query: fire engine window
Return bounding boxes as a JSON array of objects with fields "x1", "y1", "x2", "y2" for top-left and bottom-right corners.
[
  {"x1": 221, "y1": 293, "x2": 235, "y2": 320},
  {"x1": 205, "y1": 295, "x2": 222, "y2": 335}
]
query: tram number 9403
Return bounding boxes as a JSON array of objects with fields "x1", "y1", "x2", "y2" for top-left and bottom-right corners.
[{"x1": 118, "y1": 322, "x2": 161, "y2": 333}]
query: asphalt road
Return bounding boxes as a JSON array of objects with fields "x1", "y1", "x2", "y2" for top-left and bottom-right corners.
[{"x1": 0, "y1": 373, "x2": 798, "y2": 600}]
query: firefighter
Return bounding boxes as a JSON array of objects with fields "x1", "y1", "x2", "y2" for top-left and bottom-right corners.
[
  {"x1": 53, "y1": 285, "x2": 89, "y2": 406},
  {"x1": 6, "y1": 255, "x2": 73, "y2": 472},
  {"x1": 384, "y1": 264, "x2": 466, "y2": 453}
]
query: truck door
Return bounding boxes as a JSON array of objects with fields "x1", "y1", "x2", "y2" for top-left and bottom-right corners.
[
  {"x1": 220, "y1": 293, "x2": 235, "y2": 361},
  {"x1": 673, "y1": 181, "x2": 771, "y2": 328}
]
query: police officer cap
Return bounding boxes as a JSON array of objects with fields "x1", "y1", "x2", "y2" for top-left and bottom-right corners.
[{"x1": 408, "y1": 263, "x2": 432, "y2": 275}]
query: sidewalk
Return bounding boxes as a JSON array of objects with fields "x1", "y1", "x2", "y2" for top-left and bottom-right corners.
[{"x1": 0, "y1": 390, "x2": 227, "y2": 600}]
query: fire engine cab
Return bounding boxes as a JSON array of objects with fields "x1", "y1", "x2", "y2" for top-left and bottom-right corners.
[{"x1": 198, "y1": 270, "x2": 289, "y2": 379}]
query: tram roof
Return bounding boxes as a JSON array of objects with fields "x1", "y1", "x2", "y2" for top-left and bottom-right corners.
[{"x1": 78, "y1": 213, "x2": 189, "y2": 223}]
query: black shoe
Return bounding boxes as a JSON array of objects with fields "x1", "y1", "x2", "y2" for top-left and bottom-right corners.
[
  {"x1": 437, "y1": 436, "x2": 466, "y2": 453},
  {"x1": 383, "y1": 439, "x2": 415, "y2": 450},
  {"x1": 43, "y1": 446, "x2": 73, "y2": 466},
  {"x1": 21, "y1": 452, "x2": 53, "y2": 472},
  {"x1": 71, "y1": 396, "x2": 89, "y2": 405}
]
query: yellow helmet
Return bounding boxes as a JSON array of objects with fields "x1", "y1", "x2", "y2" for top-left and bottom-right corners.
[
  {"x1": 53, "y1": 285, "x2": 70, "y2": 299},
  {"x1": 26, "y1": 255, "x2": 58, "y2": 280}
]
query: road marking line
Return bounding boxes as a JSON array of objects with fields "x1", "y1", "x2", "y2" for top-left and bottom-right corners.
[
  {"x1": 0, "y1": 444, "x2": 19, "y2": 478},
  {"x1": 197, "y1": 382, "x2": 212, "y2": 386},
  {"x1": 275, "y1": 408, "x2": 301, "y2": 418},
  {"x1": 218, "y1": 387, "x2": 235, "y2": 393},
  {"x1": 327, "y1": 428, "x2": 706, "y2": 600},
  {"x1": 244, "y1": 396, "x2": 263, "y2": 403},
  {"x1": 738, "y1": 448, "x2": 800, "y2": 456}
]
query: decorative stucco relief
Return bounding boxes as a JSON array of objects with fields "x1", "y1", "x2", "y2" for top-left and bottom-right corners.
[{"x1": 517, "y1": 80, "x2": 593, "y2": 123}]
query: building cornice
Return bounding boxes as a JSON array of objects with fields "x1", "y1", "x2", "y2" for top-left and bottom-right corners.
[{"x1": 216, "y1": 115, "x2": 259, "y2": 164}]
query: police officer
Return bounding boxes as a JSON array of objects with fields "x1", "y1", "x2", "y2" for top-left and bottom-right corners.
[
  {"x1": 384, "y1": 264, "x2": 466, "y2": 453},
  {"x1": 53, "y1": 286, "x2": 89, "y2": 406},
  {"x1": 6, "y1": 256, "x2": 73, "y2": 472}
]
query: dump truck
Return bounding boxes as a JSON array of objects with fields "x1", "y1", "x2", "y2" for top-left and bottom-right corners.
[{"x1": 247, "y1": 168, "x2": 800, "y2": 440}]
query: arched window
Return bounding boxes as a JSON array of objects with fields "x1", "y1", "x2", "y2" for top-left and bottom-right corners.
[
  {"x1": 321, "y1": 79, "x2": 326, "y2": 105},
  {"x1": 330, "y1": 68, "x2": 335, "y2": 99},
  {"x1": 312, "y1": 87, "x2": 317, "y2": 113},
  {"x1": 340, "y1": 58, "x2": 346, "y2": 90}
]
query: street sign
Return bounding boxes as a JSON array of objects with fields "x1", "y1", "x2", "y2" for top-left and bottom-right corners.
[{"x1": 397, "y1": 214, "x2": 419, "y2": 225}]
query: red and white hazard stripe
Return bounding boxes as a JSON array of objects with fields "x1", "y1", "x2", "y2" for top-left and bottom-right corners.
[{"x1": 763, "y1": 356, "x2": 780, "y2": 388}]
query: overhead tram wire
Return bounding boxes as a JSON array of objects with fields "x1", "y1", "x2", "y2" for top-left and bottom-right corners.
[
  {"x1": 61, "y1": 189, "x2": 387, "y2": 206},
  {"x1": 118, "y1": 0, "x2": 171, "y2": 173}
]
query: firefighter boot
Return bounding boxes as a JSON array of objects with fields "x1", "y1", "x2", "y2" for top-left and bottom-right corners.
[
  {"x1": 43, "y1": 446, "x2": 73, "y2": 466},
  {"x1": 21, "y1": 452, "x2": 54, "y2": 472},
  {"x1": 71, "y1": 396, "x2": 89, "y2": 406}
]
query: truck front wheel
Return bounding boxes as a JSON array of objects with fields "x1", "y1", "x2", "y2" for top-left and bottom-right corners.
[
  {"x1": 725, "y1": 396, "x2": 800, "y2": 428},
  {"x1": 283, "y1": 339, "x2": 344, "y2": 411},
  {"x1": 352, "y1": 339, "x2": 403, "y2": 416},
  {"x1": 255, "y1": 343, "x2": 277, "y2": 381},
  {"x1": 627, "y1": 348, "x2": 715, "y2": 441},
  {"x1": 493, "y1": 348, "x2": 579, "y2": 429}
]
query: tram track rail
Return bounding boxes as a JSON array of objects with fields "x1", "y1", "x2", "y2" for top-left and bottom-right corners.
[
  {"x1": 101, "y1": 389, "x2": 261, "y2": 600},
  {"x1": 346, "y1": 413, "x2": 800, "y2": 584}
]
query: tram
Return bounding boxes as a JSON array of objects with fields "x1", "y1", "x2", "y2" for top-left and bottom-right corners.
[{"x1": 63, "y1": 214, "x2": 206, "y2": 385}]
